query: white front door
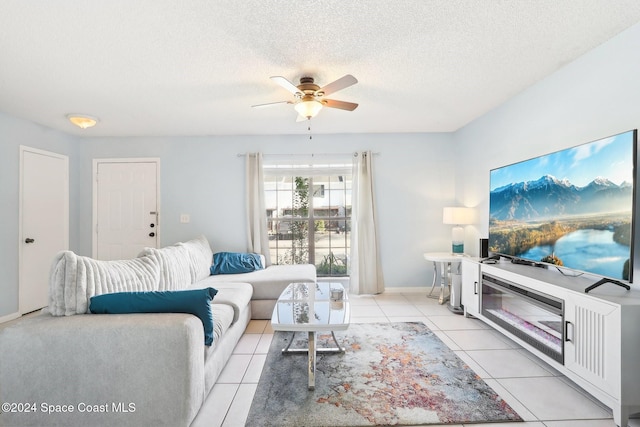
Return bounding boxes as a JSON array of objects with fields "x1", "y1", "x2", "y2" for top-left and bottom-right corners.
[
  {"x1": 94, "y1": 159, "x2": 160, "y2": 260},
  {"x1": 19, "y1": 147, "x2": 69, "y2": 314}
]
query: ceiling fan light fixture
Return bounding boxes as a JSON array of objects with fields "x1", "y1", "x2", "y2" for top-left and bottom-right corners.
[
  {"x1": 294, "y1": 98, "x2": 323, "y2": 119},
  {"x1": 66, "y1": 114, "x2": 98, "y2": 129},
  {"x1": 254, "y1": 74, "x2": 358, "y2": 120}
]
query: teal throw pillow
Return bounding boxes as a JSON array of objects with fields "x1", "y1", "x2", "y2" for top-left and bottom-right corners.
[
  {"x1": 211, "y1": 252, "x2": 264, "y2": 275},
  {"x1": 89, "y1": 287, "x2": 218, "y2": 346}
]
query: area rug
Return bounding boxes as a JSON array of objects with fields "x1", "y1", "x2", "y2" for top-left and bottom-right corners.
[{"x1": 246, "y1": 322, "x2": 522, "y2": 426}]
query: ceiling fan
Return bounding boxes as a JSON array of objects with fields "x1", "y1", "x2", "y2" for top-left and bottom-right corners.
[{"x1": 252, "y1": 74, "x2": 358, "y2": 121}]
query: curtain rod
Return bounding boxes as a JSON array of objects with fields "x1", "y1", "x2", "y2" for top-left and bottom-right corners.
[{"x1": 236, "y1": 152, "x2": 381, "y2": 157}]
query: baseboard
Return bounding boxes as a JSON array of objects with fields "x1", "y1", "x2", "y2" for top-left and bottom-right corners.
[
  {"x1": 0, "y1": 311, "x2": 21, "y2": 324},
  {"x1": 317, "y1": 278, "x2": 430, "y2": 294},
  {"x1": 384, "y1": 286, "x2": 430, "y2": 293}
]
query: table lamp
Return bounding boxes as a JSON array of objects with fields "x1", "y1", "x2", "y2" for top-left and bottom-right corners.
[{"x1": 443, "y1": 207, "x2": 474, "y2": 254}]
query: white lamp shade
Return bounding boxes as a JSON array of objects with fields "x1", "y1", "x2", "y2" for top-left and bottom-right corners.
[
  {"x1": 442, "y1": 207, "x2": 474, "y2": 225},
  {"x1": 443, "y1": 206, "x2": 474, "y2": 254}
]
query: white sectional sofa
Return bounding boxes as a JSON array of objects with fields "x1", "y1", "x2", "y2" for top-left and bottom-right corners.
[
  {"x1": 205, "y1": 263, "x2": 317, "y2": 319},
  {"x1": 0, "y1": 236, "x2": 316, "y2": 427}
]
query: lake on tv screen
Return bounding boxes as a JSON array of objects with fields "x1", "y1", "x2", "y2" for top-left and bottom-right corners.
[{"x1": 518, "y1": 229, "x2": 629, "y2": 280}]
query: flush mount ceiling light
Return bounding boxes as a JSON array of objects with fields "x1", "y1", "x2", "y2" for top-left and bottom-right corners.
[{"x1": 66, "y1": 114, "x2": 98, "y2": 129}]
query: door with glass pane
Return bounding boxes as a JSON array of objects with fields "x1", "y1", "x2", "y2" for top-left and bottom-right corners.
[{"x1": 264, "y1": 162, "x2": 352, "y2": 277}]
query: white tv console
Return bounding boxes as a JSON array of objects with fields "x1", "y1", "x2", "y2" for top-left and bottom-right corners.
[{"x1": 461, "y1": 257, "x2": 640, "y2": 427}]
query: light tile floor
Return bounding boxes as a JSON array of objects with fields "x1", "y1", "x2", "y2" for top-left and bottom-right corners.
[{"x1": 191, "y1": 291, "x2": 640, "y2": 427}]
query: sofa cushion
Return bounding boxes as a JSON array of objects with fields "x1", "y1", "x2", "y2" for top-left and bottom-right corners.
[
  {"x1": 210, "y1": 303, "x2": 234, "y2": 347},
  {"x1": 210, "y1": 252, "x2": 264, "y2": 275},
  {"x1": 190, "y1": 281, "x2": 253, "y2": 324},
  {"x1": 203, "y1": 264, "x2": 317, "y2": 300},
  {"x1": 178, "y1": 235, "x2": 214, "y2": 282},
  {"x1": 89, "y1": 287, "x2": 218, "y2": 346},
  {"x1": 139, "y1": 245, "x2": 192, "y2": 291}
]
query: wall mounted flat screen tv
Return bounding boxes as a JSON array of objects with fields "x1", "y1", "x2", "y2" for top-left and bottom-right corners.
[{"x1": 489, "y1": 129, "x2": 637, "y2": 282}]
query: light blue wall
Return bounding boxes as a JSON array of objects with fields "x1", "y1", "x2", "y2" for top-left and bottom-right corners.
[
  {"x1": 454, "y1": 22, "x2": 640, "y2": 287},
  {"x1": 0, "y1": 116, "x2": 455, "y2": 319},
  {"x1": 0, "y1": 113, "x2": 77, "y2": 318},
  {"x1": 76, "y1": 133, "x2": 456, "y2": 290},
  {"x1": 3, "y1": 21, "x2": 640, "y2": 318}
]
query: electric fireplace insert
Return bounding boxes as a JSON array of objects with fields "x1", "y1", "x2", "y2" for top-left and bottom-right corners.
[{"x1": 481, "y1": 273, "x2": 564, "y2": 364}]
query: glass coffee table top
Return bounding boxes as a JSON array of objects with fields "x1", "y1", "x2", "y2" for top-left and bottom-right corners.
[
  {"x1": 272, "y1": 282, "x2": 350, "y2": 331},
  {"x1": 271, "y1": 282, "x2": 350, "y2": 390}
]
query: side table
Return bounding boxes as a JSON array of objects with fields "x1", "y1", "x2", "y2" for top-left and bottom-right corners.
[{"x1": 423, "y1": 252, "x2": 466, "y2": 314}]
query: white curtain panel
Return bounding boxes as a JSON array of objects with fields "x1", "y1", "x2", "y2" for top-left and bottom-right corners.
[
  {"x1": 245, "y1": 153, "x2": 271, "y2": 266},
  {"x1": 350, "y1": 151, "x2": 384, "y2": 294}
]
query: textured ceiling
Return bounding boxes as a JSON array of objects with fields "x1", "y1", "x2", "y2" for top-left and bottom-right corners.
[{"x1": 1, "y1": 1, "x2": 639, "y2": 137}]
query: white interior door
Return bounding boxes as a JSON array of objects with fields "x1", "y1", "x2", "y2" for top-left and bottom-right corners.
[
  {"x1": 94, "y1": 159, "x2": 159, "y2": 260},
  {"x1": 20, "y1": 147, "x2": 69, "y2": 314}
]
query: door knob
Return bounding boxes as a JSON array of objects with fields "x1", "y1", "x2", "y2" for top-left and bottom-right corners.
[
  {"x1": 149, "y1": 232, "x2": 155, "y2": 237},
  {"x1": 25, "y1": 238, "x2": 35, "y2": 243}
]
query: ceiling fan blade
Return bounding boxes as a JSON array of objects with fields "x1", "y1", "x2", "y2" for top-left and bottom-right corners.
[
  {"x1": 270, "y1": 76, "x2": 302, "y2": 95},
  {"x1": 319, "y1": 74, "x2": 358, "y2": 96},
  {"x1": 323, "y1": 99, "x2": 358, "y2": 111},
  {"x1": 251, "y1": 101, "x2": 292, "y2": 108}
]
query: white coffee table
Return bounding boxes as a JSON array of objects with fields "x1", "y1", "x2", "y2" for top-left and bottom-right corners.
[{"x1": 271, "y1": 282, "x2": 350, "y2": 390}]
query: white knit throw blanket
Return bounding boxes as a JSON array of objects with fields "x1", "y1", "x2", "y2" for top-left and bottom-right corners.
[{"x1": 48, "y1": 251, "x2": 161, "y2": 316}]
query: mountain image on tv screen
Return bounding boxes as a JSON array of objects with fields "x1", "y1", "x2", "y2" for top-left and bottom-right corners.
[{"x1": 489, "y1": 130, "x2": 636, "y2": 282}]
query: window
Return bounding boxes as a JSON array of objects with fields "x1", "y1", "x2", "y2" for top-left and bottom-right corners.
[{"x1": 264, "y1": 160, "x2": 352, "y2": 277}]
